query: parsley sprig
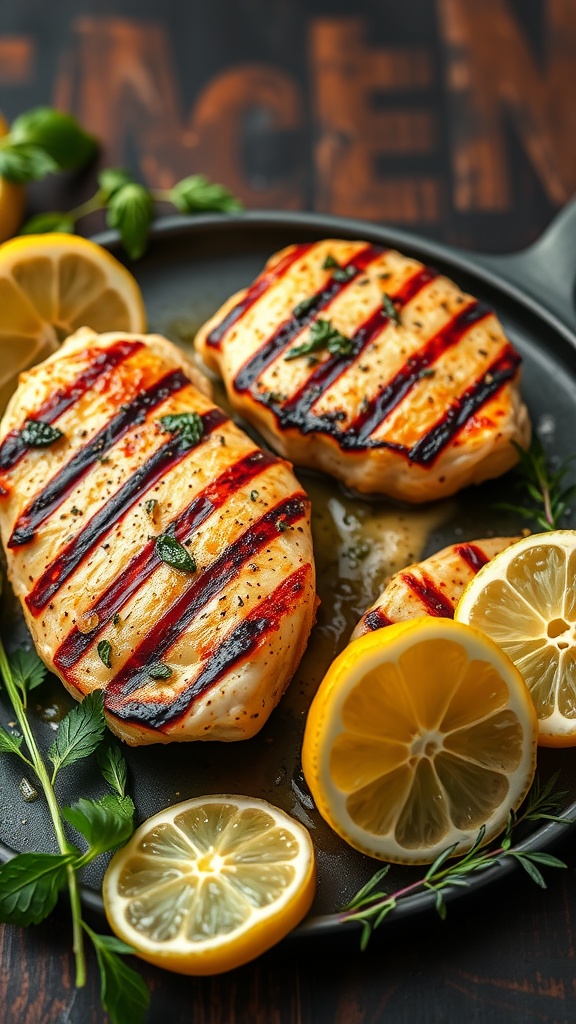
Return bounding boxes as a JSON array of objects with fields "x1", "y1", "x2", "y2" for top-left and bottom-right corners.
[
  {"x1": 0, "y1": 638, "x2": 149, "y2": 1024},
  {"x1": 340, "y1": 772, "x2": 570, "y2": 950},
  {"x1": 495, "y1": 433, "x2": 576, "y2": 531},
  {"x1": 284, "y1": 318, "x2": 354, "y2": 361},
  {"x1": 0, "y1": 106, "x2": 243, "y2": 260}
]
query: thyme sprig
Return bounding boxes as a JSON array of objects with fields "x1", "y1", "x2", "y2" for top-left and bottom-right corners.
[
  {"x1": 340, "y1": 772, "x2": 571, "y2": 950},
  {"x1": 495, "y1": 433, "x2": 576, "y2": 531}
]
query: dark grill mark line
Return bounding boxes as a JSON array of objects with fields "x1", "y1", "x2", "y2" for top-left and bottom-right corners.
[
  {"x1": 401, "y1": 571, "x2": 455, "y2": 617},
  {"x1": 25, "y1": 407, "x2": 228, "y2": 615},
  {"x1": 102, "y1": 495, "x2": 308, "y2": 712},
  {"x1": 363, "y1": 608, "x2": 393, "y2": 631},
  {"x1": 0, "y1": 340, "x2": 143, "y2": 473},
  {"x1": 351, "y1": 301, "x2": 488, "y2": 442},
  {"x1": 277, "y1": 265, "x2": 439, "y2": 433},
  {"x1": 455, "y1": 543, "x2": 490, "y2": 573},
  {"x1": 105, "y1": 563, "x2": 311, "y2": 730},
  {"x1": 54, "y1": 449, "x2": 279, "y2": 672},
  {"x1": 9, "y1": 369, "x2": 191, "y2": 548},
  {"x1": 205, "y1": 243, "x2": 313, "y2": 348},
  {"x1": 234, "y1": 244, "x2": 384, "y2": 393},
  {"x1": 407, "y1": 345, "x2": 521, "y2": 466}
]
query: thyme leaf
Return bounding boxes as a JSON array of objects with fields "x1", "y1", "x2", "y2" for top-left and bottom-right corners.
[{"x1": 494, "y1": 433, "x2": 576, "y2": 531}]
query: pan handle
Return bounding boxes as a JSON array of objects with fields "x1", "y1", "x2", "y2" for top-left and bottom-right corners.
[{"x1": 473, "y1": 196, "x2": 576, "y2": 332}]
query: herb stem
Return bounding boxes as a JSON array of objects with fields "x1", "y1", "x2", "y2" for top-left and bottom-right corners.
[
  {"x1": 0, "y1": 639, "x2": 87, "y2": 987},
  {"x1": 67, "y1": 192, "x2": 104, "y2": 223}
]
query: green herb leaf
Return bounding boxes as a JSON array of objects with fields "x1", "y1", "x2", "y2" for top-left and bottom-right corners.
[
  {"x1": 20, "y1": 211, "x2": 76, "y2": 235},
  {"x1": 97, "y1": 640, "x2": 113, "y2": 669},
  {"x1": 0, "y1": 142, "x2": 58, "y2": 183},
  {"x1": 155, "y1": 533, "x2": 197, "y2": 573},
  {"x1": 9, "y1": 107, "x2": 98, "y2": 170},
  {"x1": 148, "y1": 662, "x2": 173, "y2": 680},
  {"x1": 382, "y1": 292, "x2": 401, "y2": 325},
  {"x1": 169, "y1": 174, "x2": 242, "y2": 214},
  {"x1": 332, "y1": 265, "x2": 356, "y2": 283},
  {"x1": 284, "y1": 318, "x2": 353, "y2": 361},
  {"x1": 0, "y1": 852, "x2": 75, "y2": 926},
  {"x1": 98, "y1": 167, "x2": 135, "y2": 203},
  {"x1": 143, "y1": 498, "x2": 157, "y2": 516},
  {"x1": 0, "y1": 726, "x2": 24, "y2": 757},
  {"x1": 97, "y1": 742, "x2": 128, "y2": 798},
  {"x1": 322, "y1": 254, "x2": 339, "y2": 270},
  {"x1": 9, "y1": 648, "x2": 47, "y2": 704},
  {"x1": 292, "y1": 296, "x2": 317, "y2": 319},
  {"x1": 159, "y1": 411, "x2": 204, "y2": 449},
  {"x1": 494, "y1": 433, "x2": 576, "y2": 531},
  {"x1": 20, "y1": 419, "x2": 64, "y2": 448},
  {"x1": 48, "y1": 690, "x2": 106, "y2": 777},
  {"x1": 62, "y1": 796, "x2": 134, "y2": 860},
  {"x1": 106, "y1": 182, "x2": 155, "y2": 261},
  {"x1": 86, "y1": 928, "x2": 150, "y2": 1024}
]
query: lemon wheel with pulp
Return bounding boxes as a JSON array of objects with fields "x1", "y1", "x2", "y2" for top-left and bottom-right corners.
[{"x1": 302, "y1": 617, "x2": 537, "y2": 865}]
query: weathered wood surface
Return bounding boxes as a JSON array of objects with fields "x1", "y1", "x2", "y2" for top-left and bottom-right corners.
[{"x1": 1, "y1": 2, "x2": 576, "y2": 1021}]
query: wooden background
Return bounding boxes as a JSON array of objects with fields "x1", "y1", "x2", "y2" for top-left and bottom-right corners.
[{"x1": 1, "y1": 1, "x2": 576, "y2": 1022}]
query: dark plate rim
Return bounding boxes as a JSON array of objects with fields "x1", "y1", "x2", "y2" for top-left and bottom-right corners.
[{"x1": 2, "y1": 209, "x2": 575, "y2": 944}]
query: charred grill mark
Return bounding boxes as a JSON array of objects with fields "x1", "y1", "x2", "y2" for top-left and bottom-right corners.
[
  {"x1": 407, "y1": 345, "x2": 521, "y2": 466},
  {"x1": 233, "y1": 244, "x2": 384, "y2": 393},
  {"x1": 9, "y1": 369, "x2": 191, "y2": 548},
  {"x1": 455, "y1": 543, "x2": 490, "y2": 573},
  {"x1": 0, "y1": 340, "x2": 142, "y2": 472},
  {"x1": 102, "y1": 496, "x2": 310, "y2": 726},
  {"x1": 25, "y1": 407, "x2": 228, "y2": 615},
  {"x1": 54, "y1": 448, "x2": 280, "y2": 671},
  {"x1": 351, "y1": 301, "x2": 489, "y2": 442},
  {"x1": 105, "y1": 563, "x2": 311, "y2": 730},
  {"x1": 205, "y1": 243, "x2": 313, "y2": 348},
  {"x1": 363, "y1": 608, "x2": 393, "y2": 631},
  {"x1": 400, "y1": 571, "x2": 455, "y2": 617},
  {"x1": 274, "y1": 265, "x2": 439, "y2": 434}
]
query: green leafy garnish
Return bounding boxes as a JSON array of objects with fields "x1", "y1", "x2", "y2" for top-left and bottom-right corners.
[
  {"x1": 97, "y1": 742, "x2": 129, "y2": 798},
  {"x1": 292, "y1": 296, "x2": 317, "y2": 319},
  {"x1": 322, "y1": 254, "x2": 339, "y2": 270},
  {"x1": 20, "y1": 420, "x2": 63, "y2": 448},
  {"x1": 340, "y1": 771, "x2": 571, "y2": 950},
  {"x1": 0, "y1": 144, "x2": 57, "y2": 184},
  {"x1": 0, "y1": 639, "x2": 147, "y2": 1018},
  {"x1": 106, "y1": 182, "x2": 155, "y2": 262},
  {"x1": 8, "y1": 107, "x2": 98, "y2": 172},
  {"x1": 168, "y1": 174, "x2": 242, "y2": 214},
  {"x1": 159, "y1": 411, "x2": 204, "y2": 449},
  {"x1": 284, "y1": 318, "x2": 354, "y2": 361},
  {"x1": 382, "y1": 292, "x2": 402, "y2": 325},
  {"x1": 9, "y1": 648, "x2": 47, "y2": 708},
  {"x1": 97, "y1": 640, "x2": 113, "y2": 669},
  {"x1": 155, "y1": 532, "x2": 197, "y2": 573},
  {"x1": 148, "y1": 662, "x2": 173, "y2": 680},
  {"x1": 495, "y1": 433, "x2": 576, "y2": 531}
]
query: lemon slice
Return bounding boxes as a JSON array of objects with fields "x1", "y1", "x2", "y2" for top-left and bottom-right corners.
[
  {"x1": 103, "y1": 795, "x2": 316, "y2": 975},
  {"x1": 0, "y1": 113, "x2": 25, "y2": 245},
  {"x1": 301, "y1": 617, "x2": 537, "y2": 865},
  {"x1": 455, "y1": 529, "x2": 576, "y2": 747},
  {"x1": 0, "y1": 232, "x2": 146, "y2": 413}
]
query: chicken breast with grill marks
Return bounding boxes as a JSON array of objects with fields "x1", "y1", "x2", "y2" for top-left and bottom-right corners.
[
  {"x1": 195, "y1": 239, "x2": 531, "y2": 503},
  {"x1": 0, "y1": 328, "x2": 316, "y2": 746},
  {"x1": 352, "y1": 535, "x2": 521, "y2": 638}
]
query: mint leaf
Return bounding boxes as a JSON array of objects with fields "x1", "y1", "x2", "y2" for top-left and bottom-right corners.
[
  {"x1": 0, "y1": 142, "x2": 58, "y2": 183},
  {"x1": 9, "y1": 107, "x2": 98, "y2": 170},
  {"x1": 284, "y1": 318, "x2": 353, "y2": 361},
  {"x1": 48, "y1": 690, "x2": 106, "y2": 776},
  {"x1": 97, "y1": 742, "x2": 128, "y2": 797},
  {"x1": 97, "y1": 640, "x2": 113, "y2": 669},
  {"x1": 0, "y1": 726, "x2": 24, "y2": 757},
  {"x1": 86, "y1": 929, "x2": 150, "y2": 1024},
  {"x1": 382, "y1": 292, "x2": 401, "y2": 326},
  {"x1": 159, "y1": 411, "x2": 204, "y2": 449},
  {"x1": 106, "y1": 182, "x2": 154, "y2": 261},
  {"x1": 155, "y1": 533, "x2": 196, "y2": 573},
  {"x1": 98, "y1": 168, "x2": 134, "y2": 203},
  {"x1": 62, "y1": 796, "x2": 133, "y2": 859},
  {"x1": 20, "y1": 211, "x2": 76, "y2": 235},
  {"x1": 169, "y1": 174, "x2": 242, "y2": 213},
  {"x1": 20, "y1": 420, "x2": 64, "y2": 447},
  {"x1": 100, "y1": 792, "x2": 135, "y2": 823},
  {"x1": 0, "y1": 852, "x2": 75, "y2": 926},
  {"x1": 8, "y1": 648, "x2": 47, "y2": 703},
  {"x1": 148, "y1": 662, "x2": 172, "y2": 680}
]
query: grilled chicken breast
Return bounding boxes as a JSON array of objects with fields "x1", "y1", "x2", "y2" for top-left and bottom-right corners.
[
  {"x1": 352, "y1": 535, "x2": 520, "y2": 638},
  {"x1": 0, "y1": 328, "x2": 316, "y2": 746},
  {"x1": 195, "y1": 239, "x2": 531, "y2": 502}
]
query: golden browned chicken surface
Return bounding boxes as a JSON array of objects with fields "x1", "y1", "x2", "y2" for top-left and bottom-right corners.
[
  {"x1": 0, "y1": 328, "x2": 316, "y2": 746},
  {"x1": 352, "y1": 535, "x2": 521, "y2": 638},
  {"x1": 195, "y1": 239, "x2": 531, "y2": 503}
]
